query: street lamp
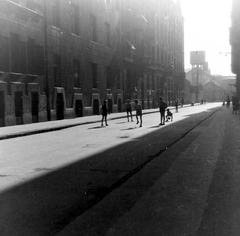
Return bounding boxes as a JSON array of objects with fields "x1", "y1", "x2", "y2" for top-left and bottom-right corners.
[
  {"x1": 196, "y1": 64, "x2": 199, "y2": 103},
  {"x1": 219, "y1": 52, "x2": 231, "y2": 56}
]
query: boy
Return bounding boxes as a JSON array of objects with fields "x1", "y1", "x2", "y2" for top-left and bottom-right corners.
[
  {"x1": 135, "y1": 100, "x2": 142, "y2": 127},
  {"x1": 165, "y1": 108, "x2": 173, "y2": 121},
  {"x1": 126, "y1": 99, "x2": 133, "y2": 122},
  {"x1": 159, "y1": 97, "x2": 168, "y2": 125},
  {"x1": 175, "y1": 99, "x2": 179, "y2": 113},
  {"x1": 101, "y1": 100, "x2": 109, "y2": 126}
]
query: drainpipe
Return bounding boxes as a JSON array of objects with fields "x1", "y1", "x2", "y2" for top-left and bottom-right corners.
[
  {"x1": 120, "y1": 0, "x2": 124, "y2": 108},
  {"x1": 43, "y1": 0, "x2": 51, "y2": 121}
]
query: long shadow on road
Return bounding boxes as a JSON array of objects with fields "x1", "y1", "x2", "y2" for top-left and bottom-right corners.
[{"x1": 0, "y1": 107, "x2": 222, "y2": 236}]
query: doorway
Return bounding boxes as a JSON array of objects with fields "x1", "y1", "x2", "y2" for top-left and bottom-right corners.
[
  {"x1": 0, "y1": 91, "x2": 5, "y2": 127},
  {"x1": 15, "y1": 91, "x2": 23, "y2": 125},
  {"x1": 108, "y1": 99, "x2": 113, "y2": 113},
  {"x1": 118, "y1": 98, "x2": 122, "y2": 112},
  {"x1": 93, "y1": 99, "x2": 99, "y2": 115},
  {"x1": 56, "y1": 93, "x2": 64, "y2": 120},
  {"x1": 31, "y1": 92, "x2": 39, "y2": 123},
  {"x1": 75, "y1": 100, "x2": 83, "y2": 117}
]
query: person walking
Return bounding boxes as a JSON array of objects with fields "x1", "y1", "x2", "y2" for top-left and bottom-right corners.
[
  {"x1": 226, "y1": 96, "x2": 231, "y2": 108},
  {"x1": 159, "y1": 97, "x2": 168, "y2": 126},
  {"x1": 101, "y1": 100, "x2": 109, "y2": 126},
  {"x1": 181, "y1": 98, "x2": 184, "y2": 107},
  {"x1": 134, "y1": 100, "x2": 142, "y2": 127},
  {"x1": 126, "y1": 99, "x2": 133, "y2": 122},
  {"x1": 175, "y1": 99, "x2": 179, "y2": 113},
  {"x1": 232, "y1": 96, "x2": 239, "y2": 114}
]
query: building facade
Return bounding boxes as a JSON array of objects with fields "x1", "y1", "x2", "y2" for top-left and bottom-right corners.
[
  {"x1": 230, "y1": 0, "x2": 240, "y2": 99},
  {"x1": 202, "y1": 82, "x2": 225, "y2": 102},
  {"x1": 186, "y1": 66, "x2": 236, "y2": 103},
  {"x1": 0, "y1": 0, "x2": 185, "y2": 127}
]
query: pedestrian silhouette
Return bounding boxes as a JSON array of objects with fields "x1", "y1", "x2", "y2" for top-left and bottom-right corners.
[
  {"x1": 226, "y1": 96, "x2": 230, "y2": 108},
  {"x1": 175, "y1": 99, "x2": 179, "y2": 113},
  {"x1": 126, "y1": 99, "x2": 133, "y2": 122},
  {"x1": 159, "y1": 97, "x2": 168, "y2": 125},
  {"x1": 232, "y1": 96, "x2": 239, "y2": 114},
  {"x1": 181, "y1": 98, "x2": 184, "y2": 107},
  {"x1": 101, "y1": 100, "x2": 109, "y2": 126},
  {"x1": 134, "y1": 100, "x2": 142, "y2": 127}
]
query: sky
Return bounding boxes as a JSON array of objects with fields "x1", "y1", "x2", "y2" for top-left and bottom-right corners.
[{"x1": 180, "y1": 0, "x2": 233, "y2": 76}]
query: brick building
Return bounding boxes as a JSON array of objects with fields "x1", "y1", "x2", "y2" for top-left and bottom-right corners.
[{"x1": 0, "y1": 0, "x2": 185, "y2": 127}]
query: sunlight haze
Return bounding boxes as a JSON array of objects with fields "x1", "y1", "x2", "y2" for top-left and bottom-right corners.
[{"x1": 180, "y1": 0, "x2": 232, "y2": 75}]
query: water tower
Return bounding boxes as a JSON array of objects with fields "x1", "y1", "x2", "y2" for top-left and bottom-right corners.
[{"x1": 190, "y1": 51, "x2": 206, "y2": 102}]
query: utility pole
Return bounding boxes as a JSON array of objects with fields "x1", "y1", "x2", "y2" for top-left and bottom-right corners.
[
  {"x1": 196, "y1": 65, "x2": 199, "y2": 103},
  {"x1": 212, "y1": 75, "x2": 215, "y2": 102}
]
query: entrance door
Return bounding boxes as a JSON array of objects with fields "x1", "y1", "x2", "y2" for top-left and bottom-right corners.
[
  {"x1": 118, "y1": 98, "x2": 122, "y2": 112},
  {"x1": 93, "y1": 99, "x2": 99, "y2": 115},
  {"x1": 0, "y1": 91, "x2": 5, "y2": 127},
  {"x1": 108, "y1": 99, "x2": 113, "y2": 113},
  {"x1": 15, "y1": 91, "x2": 23, "y2": 125},
  {"x1": 56, "y1": 93, "x2": 64, "y2": 120},
  {"x1": 75, "y1": 100, "x2": 83, "y2": 117},
  {"x1": 31, "y1": 92, "x2": 39, "y2": 123}
]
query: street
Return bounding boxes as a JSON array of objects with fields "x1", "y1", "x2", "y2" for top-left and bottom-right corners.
[{"x1": 1, "y1": 103, "x2": 240, "y2": 235}]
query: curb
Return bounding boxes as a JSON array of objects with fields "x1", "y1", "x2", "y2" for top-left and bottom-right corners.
[{"x1": 0, "y1": 104, "x2": 194, "y2": 141}]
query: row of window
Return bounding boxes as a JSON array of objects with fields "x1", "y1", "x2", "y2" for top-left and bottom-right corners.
[
  {"x1": 0, "y1": 33, "x2": 117, "y2": 89},
  {"x1": 0, "y1": 34, "x2": 44, "y2": 75},
  {"x1": 53, "y1": 54, "x2": 121, "y2": 90},
  {"x1": 9, "y1": 0, "x2": 182, "y2": 68},
  {"x1": 9, "y1": 0, "x2": 111, "y2": 46}
]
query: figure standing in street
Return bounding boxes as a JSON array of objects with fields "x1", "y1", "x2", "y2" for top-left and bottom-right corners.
[
  {"x1": 181, "y1": 98, "x2": 184, "y2": 107},
  {"x1": 226, "y1": 95, "x2": 231, "y2": 108},
  {"x1": 232, "y1": 96, "x2": 239, "y2": 114},
  {"x1": 175, "y1": 99, "x2": 179, "y2": 113},
  {"x1": 101, "y1": 100, "x2": 109, "y2": 126},
  {"x1": 135, "y1": 100, "x2": 142, "y2": 127},
  {"x1": 159, "y1": 97, "x2": 168, "y2": 125},
  {"x1": 126, "y1": 99, "x2": 133, "y2": 122}
]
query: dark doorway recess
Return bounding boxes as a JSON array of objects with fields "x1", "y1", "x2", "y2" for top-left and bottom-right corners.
[
  {"x1": 93, "y1": 99, "x2": 99, "y2": 115},
  {"x1": 75, "y1": 100, "x2": 83, "y2": 117},
  {"x1": 118, "y1": 98, "x2": 122, "y2": 112},
  {"x1": 56, "y1": 93, "x2": 64, "y2": 120},
  {"x1": 15, "y1": 91, "x2": 23, "y2": 125},
  {"x1": 0, "y1": 91, "x2": 5, "y2": 127},
  {"x1": 31, "y1": 92, "x2": 39, "y2": 123},
  {"x1": 108, "y1": 99, "x2": 113, "y2": 113}
]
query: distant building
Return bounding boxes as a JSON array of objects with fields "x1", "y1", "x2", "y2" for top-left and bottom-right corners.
[
  {"x1": 0, "y1": 0, "x2": 185, "y2": 127},
  {"x1": 185, "y1": 68, "x2": 236, "y2": 102},
  {"x1": 202, "y1": 82, "x2": 225, "y2": 102},
  {"x1": 184, "y1": 78, "x2": 192, "y2": 103},
  {"x1": 185, "y1": 49, "x2": 236, "y2": 102},
  {"x1": 185, "y1": 65, "x2": 212, "y2": 102}
]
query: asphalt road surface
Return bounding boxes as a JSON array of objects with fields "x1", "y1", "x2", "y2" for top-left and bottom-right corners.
[{"x1": 1, "y1": 103, "x2": 240, "y2": 236}]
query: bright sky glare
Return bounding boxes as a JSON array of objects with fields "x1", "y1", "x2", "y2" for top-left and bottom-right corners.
[{"x1": 180, "y1": 0, "x2": 233, "y2": 75}]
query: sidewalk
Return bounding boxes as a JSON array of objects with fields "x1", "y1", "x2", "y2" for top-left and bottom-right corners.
[{"x1": 0, "y1": 104, "x2": 192, "y2": 140}]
